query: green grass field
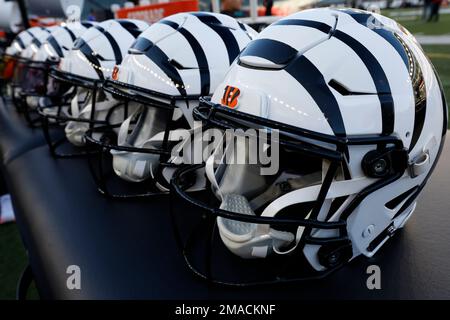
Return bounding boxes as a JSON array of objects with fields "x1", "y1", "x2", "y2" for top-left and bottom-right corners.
[
  {"x1": 0, "y1": 224, "x2": 39, "y2": 300},
  {"x1": 0, "y1": 223, "x2": 28, "y2": 299},
  {"x1": 402, "y1": 15, "x2": 450, "y2": 35},
  {"x1": 382, "y1": 8, "x2": 450, "y2": 35},
  {"x1": 423, "y1": 45, "x2": 450, "y2": 116}
]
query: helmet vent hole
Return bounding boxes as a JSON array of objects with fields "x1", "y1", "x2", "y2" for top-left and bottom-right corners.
[
  {"x1": 385, "y1": 186, "x2": 418, "y2": 210},
  {"x1": 169, "y1": 59, "x2": 188, "y2": 70},
  {"x1": 329, "y1": 79, "x2": 374, "y2": 96},
  {"x1": 329, "y1": 79, "x2": 352, "y2": 95}
]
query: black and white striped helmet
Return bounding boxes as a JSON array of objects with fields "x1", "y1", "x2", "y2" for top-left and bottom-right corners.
[
  {"x1": 21, "y1": 22, "x2": 96, "y2": 111},
  {"x1": 58, "y1": 19, "x2": 149, "y2": 82},
  {"x1": 5, "y1": 27, "x2": 54, "y2": 57},
  {"x1": 18, "y1": 26, "x2": 60, "y2": 61},
  {"x1": 3, "y1": 27, "x2": 51, "y2": 86},
  {"x1": 171, "y1": 8, "x2": 447, "y2": 285},
  {"x1": 34, "y1": 21, "x2": 96, "y2": 63},
  {"x1": 6, "y1": 26, "x2": 57, "y2": 100},
  {"x1": 89, "y1": 12, "x2": 256, "y2": 194},
  {"x1": 40, "y1": 19, "x2": 149, "y2": 149}
]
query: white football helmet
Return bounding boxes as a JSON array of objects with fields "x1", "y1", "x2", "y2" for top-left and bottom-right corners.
[
  {"x1": 40, "y1": 19, "x2": 149, "y2": 157},
  {"x1": 85, "y1": 12, "x2": 257, "y2": 198},
  {"x1": 171, "y1": 8, "x2": 447, "y2": 285},
  {"x1": 1, "y1": 28, "x2": 35, "y2": 87},
  {"x1": 4, "y1": 26, "x2": 56, "y2": 104},
  {"x1": 18, "y1": 22, "x2": 96, "y2": 125}
]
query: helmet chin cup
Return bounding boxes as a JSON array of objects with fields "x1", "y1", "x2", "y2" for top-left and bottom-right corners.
[
  {"x1": 111, "y1": 149, "x2": 159, "y2": 183},
  {"x1": 39, "y1": 105, "x2": 65, "y2": 124},
  {"x1": 217, "y1": 220, "x2": 296, "y2": 259},
  {"x1": 25, "y1": 96, "x2": 39, "y2": 109},
  {"x1": 65, "y1": 121, "x2": 88, "y2": 146},
  {"x1": 217, "y1": 226, "x2": 271, "y2": 259},
  {"x1": 217, "y1": 194, "x2": 296, "y2": 259}
]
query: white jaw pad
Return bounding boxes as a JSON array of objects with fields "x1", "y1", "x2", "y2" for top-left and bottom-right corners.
[
  {"x1": 65, "y1": 90, "x2": 118, "y2": 146},
  {"x1": 65, "y1": 120, "x2": 89, "y2": 146},
  {"x1": 111, "y1": 149, "x2": 160, "y2": 183},
  {"x1": 111, "y1": 127, "x2": 185, "y2": 183},
  {"x1": 64, "y1": 92, "x2": 92, "y2": 146},
  {"x1": 26, "y1": 96, "x2": 39, "y2": 109},
  {"x1": 38, "y1": 97, "x2": 69, "y2": 124}
]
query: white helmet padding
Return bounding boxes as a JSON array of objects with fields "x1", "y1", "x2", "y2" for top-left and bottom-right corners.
[
  {"x1": 65, "y1": 89, "x2": 133, "y2": 146},
  {"x1": 111, "y1": 104, "x2": 171, "y2": 182}
]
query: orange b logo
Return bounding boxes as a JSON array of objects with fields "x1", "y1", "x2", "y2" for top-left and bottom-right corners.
[
  {"x1": 221, "y1": 85, "x2": 240, "y2": 109},
  {"x1": 112, "y1": 65, "x2": 119, "y2": 80}
]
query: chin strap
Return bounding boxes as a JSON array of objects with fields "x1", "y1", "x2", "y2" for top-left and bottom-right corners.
[
  {"x1": 112, "y1": 107, "x2": 187, "y2": 183},
  {"x1": 37, "y1": 87, "x2": 76, "y2": 120},
  {"x1": 409, "y1": 135, "x2": 437, "y2": 178},
  {"x1": 248, "y1": 173, "x2": 321, "y2": 210},
  {"x1": 65, "y1": 92, "x2": 121, "y2": 146},
  {"x1": 69, "y1": 89, "x2": 91, "y2": 118},
  {"x1": 116, "y1": 106, "x2": 178, "y2": 149},
  {"x1": 116, "y1": 106, "x2": 142, "y2": 147},
  {"x1": 111, "y1": 107, "x2": 158, "y2": 182}
]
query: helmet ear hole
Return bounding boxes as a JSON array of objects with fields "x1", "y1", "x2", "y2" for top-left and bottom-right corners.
[
  {"x1": 361, "y1": 148, "x2": 408, "y2": 178},
  {"x1": 318, "y1": 242, "x2": 353, "y2": 268},
  {"x1": 362, "y1": 151, "x2": 390, "y2": 178}
]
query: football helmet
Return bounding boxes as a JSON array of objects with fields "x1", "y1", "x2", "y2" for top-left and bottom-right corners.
[
  {"x1": 3, "y1": 26, "x2": 55, "y2": 106},
  {"x1": 170, "y1": 8, "x2": 447, "y2": 285},
  {"x1": 18, "y1": 22, "x2": 95, "y2": 126},
  {"x1": 84, "y1": 12, "x2": 257, "y2": 198},
  {"x1": 1, "y1": 28, "x2": 34, "y2": 91},
  {"x1": 39, "y1": 19, "x2": 149, "y2": 157}
]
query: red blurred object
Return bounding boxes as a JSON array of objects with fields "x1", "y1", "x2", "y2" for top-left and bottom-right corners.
[
  {"x1": 29, "y1": 17, "x2": 60, "y2": 27},
  {"x1": 257, "y1": 5, "x2": 291, "y2": 16},
  {"x1": 2, "y1": 57, "x2": 16, "y2": 81},
  {"x1": 115, "y1": 0, "x2": 199, "y2": 24}
]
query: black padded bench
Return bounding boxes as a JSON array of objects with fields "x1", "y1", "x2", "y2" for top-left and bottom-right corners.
[{"x1": 1, "y1": 96, "x2": 450, "y2": 299}]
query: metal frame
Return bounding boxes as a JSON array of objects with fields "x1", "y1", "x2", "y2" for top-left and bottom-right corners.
[
  {"x1": 82, "y1": 79, "x2": 200, "y2": 199},
  {"x1": 38, "y1": 67, "x2": 104, "y2": 158},
  {"x1": 15, "y1": 59, "x2": 62, "y2": 127}
]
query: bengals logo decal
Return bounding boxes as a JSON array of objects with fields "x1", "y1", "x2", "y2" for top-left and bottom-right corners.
[
  {"x1": 221, "y1": 85, "x2": 240, "y2": 109},
  {"x1": 112, "y1": 65, "x2": 119, "y2": 80}
]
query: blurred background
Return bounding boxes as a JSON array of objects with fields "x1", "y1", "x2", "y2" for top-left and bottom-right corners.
[{"x1": 0, "y1": 0, "x2": 449, "y2": 299}]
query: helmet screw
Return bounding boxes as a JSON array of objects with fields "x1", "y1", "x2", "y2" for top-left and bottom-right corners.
[
  {"x1": 328, "y1": 253, "x2": 339, "y2": 265},
  {"x1": 373, "y1": 159, "x2": 387, "y2": 174},
  {"x1": 362, "y1": 224, "x2": 375, "y2": 238}
]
